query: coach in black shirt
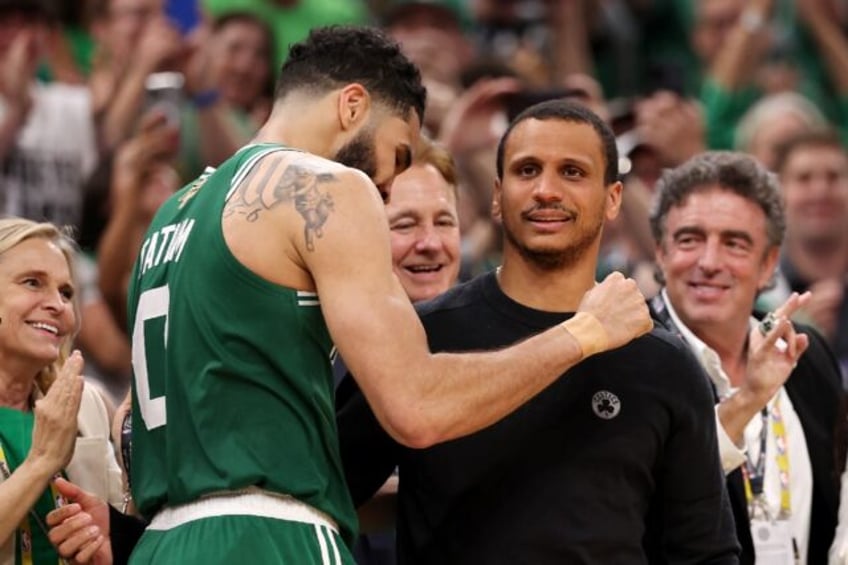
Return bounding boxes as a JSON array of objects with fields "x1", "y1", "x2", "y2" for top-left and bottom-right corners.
[{"x1": 337, "y1": 100, "x2": 739, "y2": 564}]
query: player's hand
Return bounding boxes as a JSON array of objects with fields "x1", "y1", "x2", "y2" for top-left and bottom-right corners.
[{"x1": 577, "y1": 272, "x2": 652, "y2": 351}]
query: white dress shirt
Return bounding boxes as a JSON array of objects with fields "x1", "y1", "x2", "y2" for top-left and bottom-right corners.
[
  {"x1": 662, "y1": 291, "x2": 814, "y2": 563},
  {"x1": 828, "y1": 461, "x2": 848, "y2": 563}
]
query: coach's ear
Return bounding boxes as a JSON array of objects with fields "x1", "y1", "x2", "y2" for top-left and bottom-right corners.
[
  {"x1": 491, "y1": 178, "x2": 503, "y2": 224},
  {"x1": 605, "y1": 180, "x2": 623, "y2": 221},
  {"x1": 337, "y1": 83, "x2": 371, "y2": 131}
]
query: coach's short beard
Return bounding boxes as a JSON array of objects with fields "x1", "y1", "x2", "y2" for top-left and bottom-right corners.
[{"x1": 502, "y1": 209, "x2": 604, "y2": 271}]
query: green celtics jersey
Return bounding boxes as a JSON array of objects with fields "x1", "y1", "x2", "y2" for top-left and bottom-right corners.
[{"x1": 127, "y1": 143, "x2": 356, "y2": 543}]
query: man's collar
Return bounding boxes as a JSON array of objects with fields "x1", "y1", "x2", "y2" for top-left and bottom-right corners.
[
  {"x1": 656, "y1": 290, "x2": 763, "y2": 399},
  {"x1": 659, "y1": 289, "x2": 717, "y2": 362}
]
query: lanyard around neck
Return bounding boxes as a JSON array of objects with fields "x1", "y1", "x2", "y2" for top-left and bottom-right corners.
[{"x1": 741, "y1": 391, "x2": 792, "y2": 519}]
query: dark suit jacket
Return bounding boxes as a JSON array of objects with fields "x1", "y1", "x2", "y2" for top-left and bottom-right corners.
[
  {"x1": 650, "y1": 297, "x2": 846, "y2": 564},
  {"x1": 729, "y1": 325, "x2": 845, "y2": 564}
]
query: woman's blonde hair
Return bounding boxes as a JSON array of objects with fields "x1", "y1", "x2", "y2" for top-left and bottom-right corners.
[{"x1": 0, "y1": 216, "x2": 81, "y2": 394}]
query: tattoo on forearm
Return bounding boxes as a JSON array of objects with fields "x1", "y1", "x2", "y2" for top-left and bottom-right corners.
[{"x1": 225, "y1": 160, "x2": 336, "y2": 251}]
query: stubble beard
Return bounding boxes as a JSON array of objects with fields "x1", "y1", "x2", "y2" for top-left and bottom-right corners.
[
  {"x1": 334, "y1": 129, "x2": 377, "y2": 181},
  {"x1": 502, "y1": 208, "x2": 605, "y2": 271}
]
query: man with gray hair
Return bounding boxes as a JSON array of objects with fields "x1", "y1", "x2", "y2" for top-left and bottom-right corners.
[{"x1": 648, "y1": 151, "x2": 845, "y2": 565}]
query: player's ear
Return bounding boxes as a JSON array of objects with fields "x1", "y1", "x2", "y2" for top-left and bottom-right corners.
[{"x1": 337, "y1": 83, "x2": 371, "y2": 131}]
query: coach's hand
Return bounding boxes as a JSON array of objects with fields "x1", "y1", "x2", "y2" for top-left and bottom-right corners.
[{"x1": 576, "y1": 272, "x2": 653, "y2": 354}]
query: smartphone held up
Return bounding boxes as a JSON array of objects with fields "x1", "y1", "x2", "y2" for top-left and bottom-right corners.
[{"x1": 144, "y1": 71, "x2": 185, "y2": 131}]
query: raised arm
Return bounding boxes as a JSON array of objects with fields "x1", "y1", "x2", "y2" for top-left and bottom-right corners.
[
  {"x1": 708, "y1": 0, "x2": 775, "y2": 91},
  {"x1": 95, "y1": 17, "x2": 184, "y2": 153},
  {"x1": 0, "y1": 29, "x2": 40, "y2": 160},
  {"x1": 716, "y1": 292, "x2": 810, "y2": 447},
  {"x1": 97, "y1": 110, "x2": 178, "y2": 329},
  {"x1": 0, "y1": 353, "x2": 84, "y2": 545},
  {"x1": 797, "y1": 0, "x2": 848, "y2": 95},
  {"x1": 291, "y1": 163, "x2": 652, "y2": 447}
]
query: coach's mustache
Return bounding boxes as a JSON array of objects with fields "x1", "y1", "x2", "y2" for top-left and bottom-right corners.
[{"x1": 520, "y1": 203, "x2": 577, "y2": 221}]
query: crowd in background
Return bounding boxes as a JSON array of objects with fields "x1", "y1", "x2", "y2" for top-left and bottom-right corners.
[
  {"x1": 1, "y1": 0, "x2": 847, "y2": 413},
  {"x1": 3, "y1": 1, "x2": 848, "y2": 564}
]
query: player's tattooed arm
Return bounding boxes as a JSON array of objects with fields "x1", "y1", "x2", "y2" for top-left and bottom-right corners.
[{"x1": 225, "y1": 157, "x2": 336, "y2": 251}]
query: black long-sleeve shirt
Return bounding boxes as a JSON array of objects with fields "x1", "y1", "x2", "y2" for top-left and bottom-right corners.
[{"x1": 337, "y1": 271, "x2": 740, "y2": 564}]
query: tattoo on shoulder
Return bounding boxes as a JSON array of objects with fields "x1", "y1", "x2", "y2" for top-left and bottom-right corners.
[{"x1": 225, "y1": 159, "x2": 337, "y2": 251}]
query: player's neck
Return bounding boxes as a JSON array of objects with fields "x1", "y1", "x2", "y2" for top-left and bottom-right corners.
[
  {"x1": 496, "y1": 251, "x2": 597, "y2": 313},
  {"x1": 254, "y1": 99, "x2": 337, "y2": 159}
]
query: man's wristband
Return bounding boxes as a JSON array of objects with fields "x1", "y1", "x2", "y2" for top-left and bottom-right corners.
[
  {"x1": 561, "y1": 312, "x2": 609, "y2": 359},
  {"x1": 192, "y1": 89, "x2": 221, "y2": 110}
]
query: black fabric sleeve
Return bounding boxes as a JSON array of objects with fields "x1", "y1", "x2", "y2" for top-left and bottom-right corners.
[
  {"x1": 108, "y1": 505, "x2": 146, "y2": 565},
  {"x1": 785, "y1": 324, "x2": 846, "y2": 563},
  {"x1": 657, "y1": 347, "x2": 741, "y2": 564},
  {"x1": 336, "y1": 373, "x2": 401, "y2": 507}
]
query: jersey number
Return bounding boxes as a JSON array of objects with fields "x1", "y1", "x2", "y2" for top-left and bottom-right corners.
[{"x1": 132, "y1": 285, "x2": 169, "y2": 430}]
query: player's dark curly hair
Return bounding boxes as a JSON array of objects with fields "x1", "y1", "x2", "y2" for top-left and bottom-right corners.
[{"x1": 276, "y1": 25, "x2": 427, "y2": 123}]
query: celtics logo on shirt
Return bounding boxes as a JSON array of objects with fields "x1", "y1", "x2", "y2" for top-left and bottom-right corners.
[{"x1": 592, "y1": 390, "x2": 621, "y2": 420}]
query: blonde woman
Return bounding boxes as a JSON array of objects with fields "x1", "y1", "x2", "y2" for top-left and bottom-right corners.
[{"x1": 0, "y1": 217, "x2": 122, "y2": 565}]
